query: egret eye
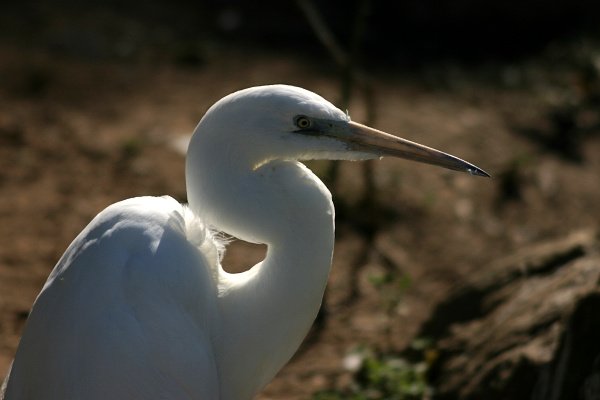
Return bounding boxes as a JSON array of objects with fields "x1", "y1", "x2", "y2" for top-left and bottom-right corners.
[{"x1": 294, "y1": 115, "x2": 312, "y2": 129}]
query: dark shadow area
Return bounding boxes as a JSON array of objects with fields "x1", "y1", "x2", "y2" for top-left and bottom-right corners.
[{"x1": 2, "y1": 0, "x2": 600, "y2": 66}]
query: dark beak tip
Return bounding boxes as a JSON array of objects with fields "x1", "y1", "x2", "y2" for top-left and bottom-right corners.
[{"x1": 468, "y1": 167, "x2": 491, "y2": 178}]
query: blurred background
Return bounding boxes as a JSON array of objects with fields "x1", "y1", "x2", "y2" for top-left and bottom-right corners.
[{"x1": 1, "y1": 1, "x2": 600, "y2": 399}]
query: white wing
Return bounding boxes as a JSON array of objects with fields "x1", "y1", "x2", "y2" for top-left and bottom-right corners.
[{"x1": 3, "y1": 197, "x2": 220, "y2": 400}]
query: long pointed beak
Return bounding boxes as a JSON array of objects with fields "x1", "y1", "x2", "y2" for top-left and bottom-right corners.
[{"x1": 344, "y1": 121, "x2": 490, "y2": 177}]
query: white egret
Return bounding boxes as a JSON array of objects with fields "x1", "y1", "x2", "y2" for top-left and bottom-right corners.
[{"x1": 1, "y1": 85, "x2": 488, "y2": 400}]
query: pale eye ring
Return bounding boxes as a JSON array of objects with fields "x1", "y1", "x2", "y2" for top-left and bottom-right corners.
[{"x1": 294, "y1": 115, "x2": 311, "y2": 129}]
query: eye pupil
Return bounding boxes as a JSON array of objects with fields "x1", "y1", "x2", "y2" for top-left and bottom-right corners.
[{"x1": 296, "y1": 116, "x2": 311, "y2": 129}]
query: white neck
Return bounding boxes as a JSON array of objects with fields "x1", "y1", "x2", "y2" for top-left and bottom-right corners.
[{"x1": 186, "y1": 133, "x2": 335, "y2": 399}]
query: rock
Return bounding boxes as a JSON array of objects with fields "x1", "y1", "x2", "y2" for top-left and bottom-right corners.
[{"x1": 420, "y1": 230, "x2": 600, "y2": 400}]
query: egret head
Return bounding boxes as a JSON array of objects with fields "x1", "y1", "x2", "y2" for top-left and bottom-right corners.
[
  {"x1": 186, "y1": 85, "x2": 488, "y2": 243},
  {"x1": 190, "y1": 84, "x2": 488, "y2": 176}
]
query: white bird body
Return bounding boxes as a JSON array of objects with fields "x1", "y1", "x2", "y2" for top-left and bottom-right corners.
[
  {"x1": 4, "y1": 197, "x2": 221, "y2": 399},
  {"x1": 2, "y1": 85, "x2": 487, "y2": 399}
]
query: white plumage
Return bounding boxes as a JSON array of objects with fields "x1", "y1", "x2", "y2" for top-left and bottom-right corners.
[{"x1": 2, "y1": 85, "x2": 487, "y2": 399}]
